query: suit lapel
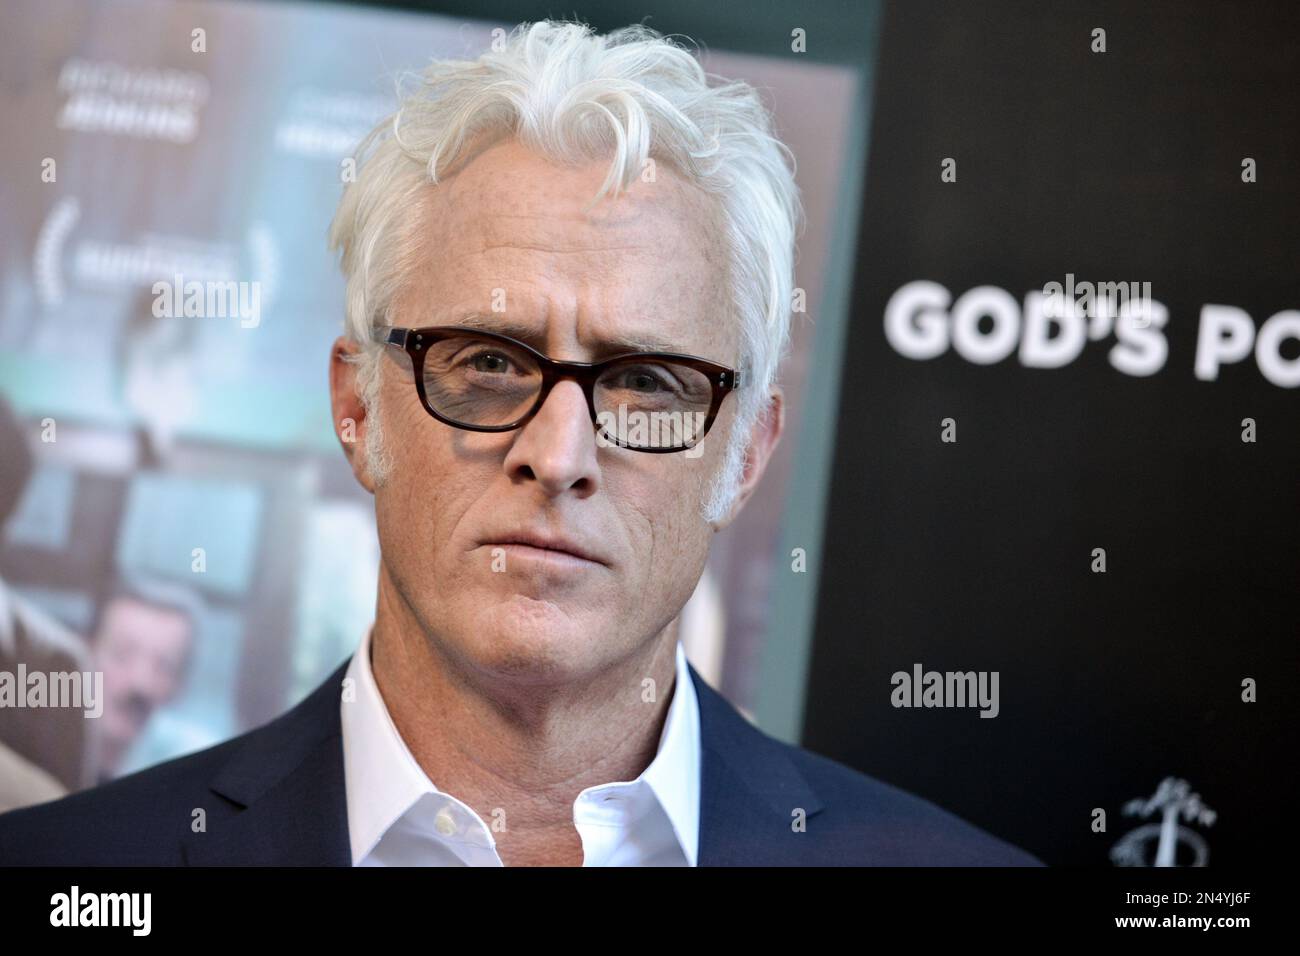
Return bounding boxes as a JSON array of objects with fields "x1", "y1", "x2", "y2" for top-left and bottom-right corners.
[
  {"x1": 688, "y1": 663, "x2": 825, "y2": 865},
  {"x1": 182, "y1": 660, "x2": 353, "y2": 866}
]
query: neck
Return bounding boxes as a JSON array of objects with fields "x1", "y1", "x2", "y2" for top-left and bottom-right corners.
[{"x1": 369, "y1": 566, "x2": 681, "y2": 866}]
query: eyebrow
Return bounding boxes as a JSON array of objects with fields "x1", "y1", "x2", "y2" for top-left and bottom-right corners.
[{"x1": 449, "y1": 314, "x2": 683, "y2": 357}]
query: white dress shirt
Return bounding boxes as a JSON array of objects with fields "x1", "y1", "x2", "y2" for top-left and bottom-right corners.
[{"x1": 340, "y1": 626, "x2": 700, "y2": 866}]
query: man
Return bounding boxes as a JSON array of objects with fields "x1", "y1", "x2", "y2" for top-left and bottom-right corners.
[
  {"x1": 89, "y1": 581, "x2": 197, "y2": 783},
  {"x1": 0, "y1": 21, "x2": 1039, "y2": 865}
]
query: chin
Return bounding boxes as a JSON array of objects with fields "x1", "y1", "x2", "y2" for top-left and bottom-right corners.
[{"x1": 455, "y1": 594, "x2": 612, "y2": 684}]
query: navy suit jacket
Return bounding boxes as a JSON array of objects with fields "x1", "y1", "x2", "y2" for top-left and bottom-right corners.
[{"x1": 0, "y1": 657, "x2": 1042, "y2": 865}]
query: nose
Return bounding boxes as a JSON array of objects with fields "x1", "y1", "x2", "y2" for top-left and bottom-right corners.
[{"x1": 501, "y1": 378, "x2": 600, "y2": 497}]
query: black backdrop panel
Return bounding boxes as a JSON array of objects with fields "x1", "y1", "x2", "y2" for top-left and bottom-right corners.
[{"x1": 805, "y1": 0, "x2": 1298, "y2": 866}]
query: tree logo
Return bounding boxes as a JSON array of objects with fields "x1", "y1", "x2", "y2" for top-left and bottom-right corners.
[{"x1": 1110, "y1": 777, "x2": 1216, "y2": 867}]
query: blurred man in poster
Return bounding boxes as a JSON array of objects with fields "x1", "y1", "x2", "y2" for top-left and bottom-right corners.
[{"x1": 88, "y1": 580, "x2": 197, "y2": 782}]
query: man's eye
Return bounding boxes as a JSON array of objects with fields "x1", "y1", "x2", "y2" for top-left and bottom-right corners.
[
  {"x1": 618, "y1": 366, "x2": 676, "y2": 392},
  {"x1": 467, "y1": 351, "x2": 512, "y2": 373},
  {"x1": 627, "y1": 372, "x2": 662, "y2": 391}
]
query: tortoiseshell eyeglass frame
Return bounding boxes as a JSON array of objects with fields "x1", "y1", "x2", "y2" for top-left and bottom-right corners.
[{"x1": 370, "y1": 324, "x2": 742, "y2": 453}]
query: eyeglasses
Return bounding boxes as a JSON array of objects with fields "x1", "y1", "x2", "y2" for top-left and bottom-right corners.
[{"x1": 371, "y1": 324, "x2": 742, "y2": 453}]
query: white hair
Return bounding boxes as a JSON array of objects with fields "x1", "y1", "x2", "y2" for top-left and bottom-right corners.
[{"x1": 328, "y1": 19, "x2": 802, "y2": 523}]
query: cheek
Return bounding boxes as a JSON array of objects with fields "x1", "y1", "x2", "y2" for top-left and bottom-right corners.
[
  {"x1": 612, "y1": 456, "x2": 713, "y2": 585},
  {"x1": 375, "y1": 411, "x2": 484, "y2": 574}
]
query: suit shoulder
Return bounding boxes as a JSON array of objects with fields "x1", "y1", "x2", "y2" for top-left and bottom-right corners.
[
  {"x1": 0, "y1": 731, "x2": 246, "y2": 865},
  {"x1": 0, "y1": 658, "x2": 348, "y2": 865},
  {"x1": 0, "y1": 654, "x2": 351, "y2": 867},
  {"x1": 782, "y1": 741, "x2": 1044, "y2": 866}
]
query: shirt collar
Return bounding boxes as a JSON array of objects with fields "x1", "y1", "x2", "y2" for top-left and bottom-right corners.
[
  {"x1": 341, "y1": 627, "x2": 440, "y2": 864},
  {"x1": 341, "y1": 626, "x2": 700, "y2": 866},
  {"x1": 641, "y1": 639, "x2": 700, "y2": 865}
]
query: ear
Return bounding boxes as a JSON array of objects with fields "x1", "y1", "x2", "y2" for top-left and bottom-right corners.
[
  {"x1": 329, "y1": 336, "x2": 377, "y2": 494},
  {"x1": 709, "y1": 387, "x2": 785, "y2": 532}
]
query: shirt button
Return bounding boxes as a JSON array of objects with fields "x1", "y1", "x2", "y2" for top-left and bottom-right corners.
[{"x1": 434, "y1": 806, "x2": 458, "y2": 836}]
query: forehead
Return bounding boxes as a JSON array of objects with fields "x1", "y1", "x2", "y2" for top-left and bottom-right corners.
[
  {"x1": 396, "y1": 139, "x2": 735, "y2": 361},
  {"x1": 99, "y1": 599, "x2": 190, "y2": 641}
]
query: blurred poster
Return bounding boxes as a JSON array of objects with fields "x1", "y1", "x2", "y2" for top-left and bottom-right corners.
[{"x1": 0, "y1": 0, "x2": 859, "y2": 798}]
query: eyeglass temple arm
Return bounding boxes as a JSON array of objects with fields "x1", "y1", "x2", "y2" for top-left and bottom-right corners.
[{"x1": 369, "y1": 326, "x2": 407, "y2": 348}]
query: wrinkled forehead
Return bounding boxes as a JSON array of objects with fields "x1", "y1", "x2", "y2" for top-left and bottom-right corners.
[
  {"x1": 438, "y1": 137, "x2": 717, "y2": 233},
  {"x1": 395, "y1": 140, "x2": 737, "y2": 363}
]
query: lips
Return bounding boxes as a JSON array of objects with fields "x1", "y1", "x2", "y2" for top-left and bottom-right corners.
[{"x1": 481, "y1": 530, "x2": 606, "y2": 566}]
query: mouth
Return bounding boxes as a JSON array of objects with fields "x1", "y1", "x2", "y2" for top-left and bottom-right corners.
[{"x1": 480, "y1": 532, "x2": 607, "y2": 568}]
